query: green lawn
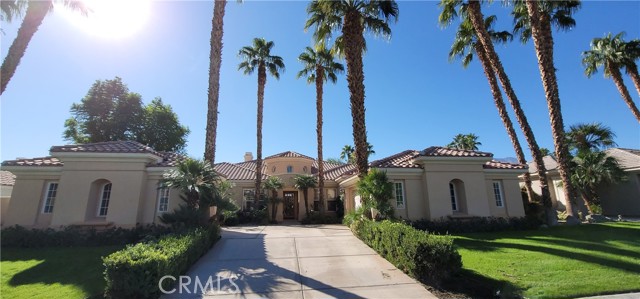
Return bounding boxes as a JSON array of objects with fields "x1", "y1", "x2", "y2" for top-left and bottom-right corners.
[
  {"x1": 1, "y1": 246, "x2": 122, "y2": 299},
  {"x1": 451, "y1": 222, "x2": 640, "y2": 299}
]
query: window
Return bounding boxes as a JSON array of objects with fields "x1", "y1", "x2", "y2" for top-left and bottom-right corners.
[
  {"x1": 42, "y1": 182, "x2": 58, "y2": 214},
  {"x1": 287, "y1": 166, "x2": 293, "y2": 173},
  {"x1": 243, "y1": 189, "x2": 266, "y2": 210},
  {"x1": 327, "y1": 188, "x2": 336, "y2": 199},
  {"x1": 158, "y1": 187, "x2": 170, "y2": 212},
  {"x1": 98, "y1": 183, "x2": 112, "y2": 216},
  {"x1": 303, "y1": 166, "x2": 308, "y2": 173},
  {"x1": 327, "y1": 200, "x2": 338, "y2": 212},
  {"x1": 449, "y1": 182, "x2": 458, "y2": 211},
  {"x1": 394, "y1": 182, "x2": 405, "y2": 209},
  {"x1": 493, "y1": 181, "x2": 504, "y2": 207}
]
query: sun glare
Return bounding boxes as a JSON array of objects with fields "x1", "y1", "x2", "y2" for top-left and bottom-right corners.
[{"x1": 58, "y1": 0, "x2": 151, "y2": 39}]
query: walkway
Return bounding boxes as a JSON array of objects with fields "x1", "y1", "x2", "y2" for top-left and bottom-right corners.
[{"x1": 164, "y1": 224, "x2": 437, "y2": 298}]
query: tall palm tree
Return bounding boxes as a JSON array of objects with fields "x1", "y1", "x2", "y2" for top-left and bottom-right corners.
[
  {"x1": 263, "y1": 176, "x2": 284, "y2": 222},
  {"x1": 1, "y1": 0, "x2": 24, "y2": 23},
  {"x1": 440, "y1": 0, "x2": 557, "y2": 224},
  {"x1": 449, "y1": 15, "x2": 536, "y2": 201},
  {"x1": 624, "y1": 39, "x2": 640, "y2": 95},
  {"x1": 297, "y1": 46, "x2": 344, "y2": 214},
  {"x1": 447, "y1": 133, "x2": 482, "y2": 151},
  {"x1": 566, "y1": 123, "x2": 617, "y2": 155},
  {"x1": 238, "y1": 38, "x2": 285, "y2": 209},
  {"x1": 340, "y1": 144, "x2": 354, "y2": 163},
  {"x1": 204, "y1": 0, "x2": 227, "y2": 163},
  {"x1": 570, "y1": 151, "x2": 626, "y2": 214},
  {"x1": 294, "y1": 174, "x2": 318, "y2": 218},
  {"x1": 582, "y1": 33, "x2": 640, "y2": 122},
  {"x1": 517, "y1": 0, "x2": 580, "y2": 219},
  {"x1": 1, "y1": 0, "x2": 88, "y2": 95},
  {"x1": 305, "y1": 0, "x2": 398, "y2": 178}
]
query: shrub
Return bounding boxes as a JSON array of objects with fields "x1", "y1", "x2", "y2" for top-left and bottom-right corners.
[
  {"x1": 411, "y1": 216, "x2": 541, "y2": 235},
  {"x1": 0, "y1": 224, "x2": 171, "y2": 248},
  {"x1": 350, "y1": 219, "x2": 461, "y2": 284},
  {"x1": 103, "y1": 224, "x2": 220, "y2": 299},
  {"x1": 301, "y1": 212, "x2": 340, "y2": 224}
]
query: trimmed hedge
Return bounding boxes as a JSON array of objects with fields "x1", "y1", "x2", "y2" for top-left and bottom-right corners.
[
  {"x1": 350, "y1": 219, "x2": 461, "y2": 283},
  {"x1": 0, "y1": 224, "x2": 172, "y2": 248},
  {"x1": 411, "y1": 216, "x2": 541, "y2": 235},
  {"x1": 103, "y1": 224, "x2": 220, "y2": 299}
]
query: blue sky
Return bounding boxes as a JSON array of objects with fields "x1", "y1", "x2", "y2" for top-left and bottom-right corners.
[{"x1": 1, "y1": 0, "x2": 639, "y2": 164}]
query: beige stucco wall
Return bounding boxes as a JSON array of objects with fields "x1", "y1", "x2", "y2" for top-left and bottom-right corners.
[
  {"x1": 598, "y1": 171, "x2": 640, "y2": 216},
  {"x1": 1, "y1": 185, "x2": 13, "y2": 226},
  {"x1": 484, "y1": 173, "x2": 526, "y2": 218},
  {"x1": 2, "y1": 169, "x2": 62, "y2": 227}
]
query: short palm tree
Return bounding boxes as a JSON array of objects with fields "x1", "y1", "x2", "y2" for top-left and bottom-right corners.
[
  {"x1": 298, "y1": 45, "x2": 344, "y2": 214},
  {"x1": 263, "y1": 176, "x2": 284, "y2": 222},
  {"x1": 340, "y1": 145, "x2": 354, "y2": 163},
  {"x1": 356, "y1": 168, "x2": 394, "y2": 219},
  {"x1": 293, "y1": 174, "x2": 317, "y2": 218},
  {"x1": 238, "y1": 38, "x2": 285, "y2": 209},
  {"x1": 1, "y1": 0, "x2": 88, "y2": 95},
  {"x1": 566, "y1": 123, "x2": 617, "y2": 156},
  {"x1": 571, "y1": 151, "x2": 626, "y2": 214},
  {"x1": 583, "y1": 32, "x2": 640, "y2": 122},
  {"x1": 447, "y1": 133, "x2": 482, "y2": 151},
  {"x1": 305, "y1": 0, "x2": 398, "y2": 178}
]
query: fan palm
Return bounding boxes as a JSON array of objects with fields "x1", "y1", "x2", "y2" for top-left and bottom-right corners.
[
  {"x1": 341, "y1": 142, "x2": 375, "y2": 164},
  {"x1": 294, "y1": 174, "x2": 318, "y2": 218},
  {"x1": 582, "y1": 33, "x2": 640, "y2": 122},
  {"x1": 297, "y1": 46, "x2": 344, "y2": 214},
  {"x1": 447, "y1": 133, "x2": 482, "y2": 151},
  {"x1": 1, "y1": 0, "x2": 88, "y2": 95},
  {"x1": 571, "y1": 151, "x2": 626, "y2": 214},
  {"x1": 449, "y1": 15, "x2": 536, "y2": 201},
  {"x1": 440, "y1": 0, "x2": 559, "y2": 224},
  {"x1": 238, "y1": 38, "x2": 285, "y2": 209},
  {"x1": 263, "y1": 176, "x2": 284, "y2": 221},
  {"x1": 305, "y1": 0, "x2": 398, "y2": 178},
  {"x1": 566, "y1": 123, "x2": 617, "y2": 155}
]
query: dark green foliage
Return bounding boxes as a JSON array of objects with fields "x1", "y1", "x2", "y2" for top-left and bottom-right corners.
[
  {"x1": 357, "y1": 169, "x2": 395, "y2": 219},
  {"x1": 411, "y1": 217, "x2": 542, "y2": 235},
  {"x1": 300, "y1": 212, "x2": 340, "y2": 224},
  {"x1": 158, "y1": 204, "x2": 205, "y2": 229},
  {"x1": 103, "y1": 225, "x2": 220, "y2": 299},
  {"x1": 0, "y1": 224, "x2": 171, "y2": 248},
  {"x1": 351, "y1": 219, "x2": 462, "y2": 284}
]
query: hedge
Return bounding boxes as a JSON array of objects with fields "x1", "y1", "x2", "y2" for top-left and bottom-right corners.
[
  {"x1": 0, "y1": 224, "x2": 172, "y2": 248},
  {"x1": 350, "y1": 219, "x2": 462, "y2": 283},
  {"x1": 103, "y1": 224, "x2": 220, "y2": 299},
  {"x1": 411, "y1": 216, "x2": 541, "y2": 235}
]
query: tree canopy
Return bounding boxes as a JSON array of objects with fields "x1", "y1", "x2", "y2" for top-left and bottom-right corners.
[
  {"x1": 447, "y1": 133, "x2": 482, "y2": 151},
  {"x1": 63, "y1": 77, "x2": 189, "y2": 152}
]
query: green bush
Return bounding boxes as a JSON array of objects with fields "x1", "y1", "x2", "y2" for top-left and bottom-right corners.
[
  {"x1": 350, "y1": 219, "x2": 461, "y2": 284},
  {"x1": 411, "y1": 216, "x2": 541, "y2": 234},
  {"x1": 0, "y1": 224, "x2": 171, "y2": 248},
  {"x1": 103, "y1": 224, "x2": 220, "y2": 299}
]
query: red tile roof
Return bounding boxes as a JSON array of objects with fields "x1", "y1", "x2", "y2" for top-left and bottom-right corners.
[
  {"x1": 50, "y1": 140, "x2": 160, "y2": 155},
  {"x1": 147, "y1": 152, "x2": 185, "y2": 167},
  {"x1": 421, "y1": 146, "x2": 493, "y2": 157},
  {"x1": 322, "y1": 163, "x2": 357, "y2": 180},
  {"x1": 484, "y1": 160, "x2": 527, "y2": 170},
  {"x1": 2, "y1": 157, "x2": 63, "y2": 167},
  {"x1": 370, "y1": 150, "x2": 421, "y2": 168},
  {"x1": 0, "y1": 171, "x2": 16, "y2": 186},
  {"x1": 264, "y1": 151, "x2": 315, "y2": 160},
  {"x1": 213, "y1": 162, "x2": 269, "y2": 180}
]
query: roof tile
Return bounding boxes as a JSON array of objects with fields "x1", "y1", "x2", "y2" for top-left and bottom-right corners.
[
  {"x1": 50, "y1": 140, "x2": 159, "y2": 155},
  {"x1": 370, "y1": 150, "x2": 421, "y2": 168},
  {"x1": 421, "y1": 146, "x2": 493, "y2": 158},
  {"x1": 2, "y1": 157, "x2": 63, "y2": 167},
  {"x1": 0, "y1": 171, "x2": 16, "y2": 186},
  {"x1": 484, "y1": 160, "x2": 527, "y2": 170}
]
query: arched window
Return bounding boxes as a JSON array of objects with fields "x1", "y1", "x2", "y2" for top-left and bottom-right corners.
[
  {"x1": 97, "y1": 183, "x2": 112, "y2": 216},
  {"x1": 449, "y1": 182, "x2": 458, "y2": 211},
  {"x1": 157, "y1": 185, "x2": 170, "y2": 213},
  {"x1": 449, "y1": 179, "x2": 467, "y2": 213}
]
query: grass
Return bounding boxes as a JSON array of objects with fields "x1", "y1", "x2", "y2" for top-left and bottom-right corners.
[
  {"x1": 448, "y1": 222, "x2": 640, "y2": 299},
  {"x1": 1, "y1": 246, "x2": 122, "y2": 299}
]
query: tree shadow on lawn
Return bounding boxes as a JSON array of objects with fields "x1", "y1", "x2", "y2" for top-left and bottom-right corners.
[
  {"x1": 433, "y1": 269, "x2": 523, "y2": 299},
  {"x1": 4, "y1": 246, "x2": 121, "y2": 298}
]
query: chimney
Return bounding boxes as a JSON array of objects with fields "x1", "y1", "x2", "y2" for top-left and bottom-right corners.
[{"x1": 244, "y1": 152, "x2": 253, "y2": 162}]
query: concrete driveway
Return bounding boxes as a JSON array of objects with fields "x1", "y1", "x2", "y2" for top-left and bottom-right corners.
[{"x1": 163, "y1": 224, "x2": 436, "y2": 299}]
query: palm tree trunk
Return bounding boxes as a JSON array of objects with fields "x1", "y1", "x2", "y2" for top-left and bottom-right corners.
[
  {"x1": 316, "y1": 66, "x2": 326, "y2": 214},
  {"x1": 204, "y1": 0, "x2": 227, "y2": 163},
  {"x1": 1, "y1": 1, "x2": 50, "y2": 95},
  {"x1": 524, "y1": 1, "x2": 577, "y2": 219},
  {"x1": 580, "y1": 192, "x2": 593, "y2": 215},
  {"x1": 303, "y1": 189, "x2": 310, "y2": 217},
  {"x1": 475, "y1": 43, "x2": 535, "y2": 202},
  {"x1": 343, "y1": 11, "x2": 369, "y2": 178},
  {"x1": 467, "y1": 1, "x2": 555, "y2": 224},
  {"x1": 610, "y1": 65, "x2": 640, "y2": 122},
  {"x1": 626, "y1": 64, "x2": 640, "y2": 97},
  {"x1": 255, "y1": 64, "x2": 266, "y2": 210}
]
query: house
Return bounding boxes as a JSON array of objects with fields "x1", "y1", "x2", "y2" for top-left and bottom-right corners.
[
  {"x1": 1, "y1": 141, "x2": 527, "y2": 228},
  {"x1": 1, "y1": 171, "x2": 15, "y2": 225},
  {"x1": 523, "y1": 148, "x2": 640, "y2": 216}
]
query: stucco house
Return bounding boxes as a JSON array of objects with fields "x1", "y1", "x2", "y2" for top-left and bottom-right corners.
[
  {"x1": 1, "y1": 171, "x2": 15, "y2": 225},
  {"x1": 1, "y1": 141, "x2": 526, "y2": 228},
  {"x1": 523, "y1": 148, "x2": 640, "y2": 216}
]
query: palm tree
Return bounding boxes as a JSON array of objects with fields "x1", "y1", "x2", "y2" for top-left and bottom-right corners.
[
  {"x1": 439, "y1": 0, "x2": 557, "y2": 224},
  {"x1": 624, "y1": 39, "x2": 640, "y2": 95},
  {"x1": 238, "y1": 38, "x2": 285, "y2": 209},
  {"x1": 340, "y1": 144, "x2": 354, "y2": 163},
  {"x1": 571, "y1": 151, "x2": 626, "y2": 214},
  {"x1": 263, "y1": 176, "x2": 284, "y2": 222},
  {"x1": 447, "y1": 133, "x2": 482, "y2": 151},
  {"x1": 1, "y1": 0, "x2": 88, "y2": 95},
  {"x1": 356, "y1": 168, "x2": 394, "y2": 219},
  {"x1": 566, "y1": 123, "x2": 617, "y2": 155},
  {"x1": 204, "y1": 0, "x2": 227, "y2": 163},
  {"x1": 583, "y1": 33, "x2": 640, "y2": 122},
  {"x1": 517, "y1": 0, "x2": 580, "y2": 220},
  {"x1": 1, "y1": 0, "x2": 24, "y2": 23},
  {"x1": 449, "y1": 15, "x2": 536, "y2": 201},
  {"x1": 294, "y1": 174, "x2": 318, "y2": 218},
  {"x1": 305, "y1": 0, "x2": 398, "y2": 178},
  {"x1": 297, "y1": 46, "x2": 344, "y2": 214}
]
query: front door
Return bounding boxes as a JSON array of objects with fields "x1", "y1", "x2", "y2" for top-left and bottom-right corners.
[{"x1": 283, "y1": 191, "x2": 298, "y2": 219}]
